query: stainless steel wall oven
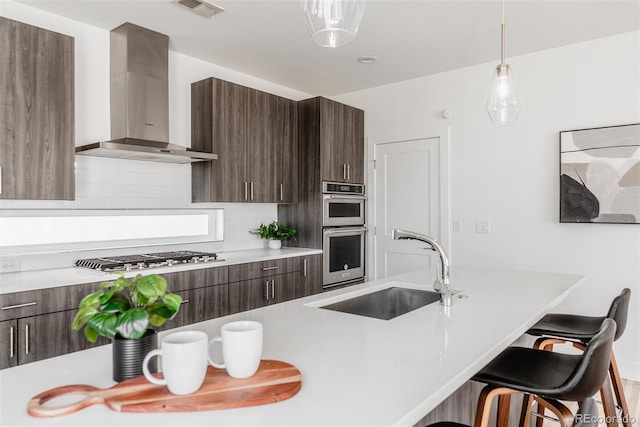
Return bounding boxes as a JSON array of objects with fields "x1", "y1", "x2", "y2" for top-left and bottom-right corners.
[{"x1": 322, "y1": 182, "x2": 366, "y2": 289}]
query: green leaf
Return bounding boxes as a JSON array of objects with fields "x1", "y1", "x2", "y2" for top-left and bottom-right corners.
[
  {"x1": 98, "y1": 286, "x2": 118, "y2": 305},
  {"x1": 162, "y1": 293, "x2": 182, "y2": 314},
  {"x1": 115, "y1": 276, "x2": 133, "y2": 289},
  {"x1": 84, "y1": 325, "x2": 100, "y2": 343},
  {"x1": 99, "y1": 280, "x2": 116, "y2": 290},
  {"x1": 78, "y1": 291, "x2": 102, "y2": 310},
  {"x1": 136, "y1": 274, "x2": 167, "y2": 299},
  {"x1": 72, "y1": 306, "x2": 99, "y2": 330},
  {"x1": 115, "y1": 308, "x2": 149, "y2": 339},
  {"x1": 101, "y1": 292, "x2": 131, "y2": 313},
  {"x1": 86, "y1": 312, "x2": 117, "y2": 340}
]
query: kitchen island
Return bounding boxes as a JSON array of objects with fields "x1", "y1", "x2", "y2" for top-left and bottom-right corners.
[{"x1": 0, "y1": 267, "x2": 584, "y2": 426}]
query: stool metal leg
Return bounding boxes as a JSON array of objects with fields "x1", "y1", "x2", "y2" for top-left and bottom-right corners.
[{"x1": 533, "y1": 396, "x2": 574, "y2": 427}]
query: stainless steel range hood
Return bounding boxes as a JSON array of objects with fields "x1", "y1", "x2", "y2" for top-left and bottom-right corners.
[{"x1": 75, "y1": 23, "x2": 217, "y2": 163}]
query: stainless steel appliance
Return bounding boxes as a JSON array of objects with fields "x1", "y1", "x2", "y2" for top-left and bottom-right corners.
[
  {"x1": 322, "y1": 226, "x2": 366, "y2": 288},
  {"x1": 322, "y1": 182, "x2": 365, "y2": 227},
  {"x1": 75, "y1": 250, "x2": 223, "y2": 272}
]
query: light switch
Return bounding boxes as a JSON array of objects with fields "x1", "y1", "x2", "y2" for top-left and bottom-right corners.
[
  {"x1": 476, "y1": 220, "x2": 491, "y2": 233},
  {"x1": 452, "y1": 219, "x2": 462, "y2": 233}
]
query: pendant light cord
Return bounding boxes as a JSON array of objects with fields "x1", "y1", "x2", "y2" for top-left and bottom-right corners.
[{"x1": 500, "y1": 0, "x2": 506, "y2": 65}]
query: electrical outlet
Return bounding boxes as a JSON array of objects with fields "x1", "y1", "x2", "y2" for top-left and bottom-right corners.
[
  {"x1": 0, "y1": 259, "x2": 21, "y2": 273},
  {"x1": 476, "y1": 220, "x2": 491, "y2": 234},
  {"x1": 452, "y1": 219, "x2": 462, "y2": 233}
]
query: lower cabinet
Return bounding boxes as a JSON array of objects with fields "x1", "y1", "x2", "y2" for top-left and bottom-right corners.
[
  {"x1": 229, "y1": 272, "x2": 299, "y2": 314},
  {"x1": 0, "y1": 319, "x2": 17, "y2": 369},
  {"x1": 170, "y1": 284, "x2": 229, "y2": 328},
  {"x1": 301, "y1": 254, "x2": 323, "y2": 297}
]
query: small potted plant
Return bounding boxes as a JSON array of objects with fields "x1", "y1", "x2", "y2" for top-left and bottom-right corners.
[
  {"x1": 251, "y1": 221, "x2": 297, "y2": 249},
  {"x1": 72, "y1": 273, "x2": 181, "y2": 382}
]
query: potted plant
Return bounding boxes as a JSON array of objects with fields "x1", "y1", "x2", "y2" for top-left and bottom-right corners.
[
  {"x1": 72, "y1": 273, "x2": 182, "y2": 382},
  {"x1": 251, "y1": 221, "x2": 297, "y2": 249}
]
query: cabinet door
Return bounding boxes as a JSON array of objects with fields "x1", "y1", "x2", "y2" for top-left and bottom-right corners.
[
  {"x1": 344, "y1": 106, "x2": 365, "y2": 183},
  {"x1": 0, "y1": 17, "x2": 74, "y2": 200},
  {"x1": 271, "y1": 272, "x2": 301, "y2": 304},
  {"x1": 246, "y1": 89, "x2": 277, "y2": 203},
  {"x1": 0, "y1": 319, "x2": 18, "y2": 369},
  {"x1": 301, "y1": 254, "x2": 323, "y2": 297},
  {"x1": 229, "y1": 278, "x2": 270, "y2": 314},
  {"x1": 319, "y1": 98, "x2": 348, "y2": 183},
  {"x1": 18, "y1": 311, "x2": 108, "y2": 365},
  {"x1": 192, "y1": 78, "x2": 248, "y2": 202},
  {"x1": 275, "y1": 97, "x2": 298, "y2": 203}
]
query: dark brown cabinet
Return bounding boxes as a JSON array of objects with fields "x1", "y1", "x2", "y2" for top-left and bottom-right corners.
[
  {"x1": 191, "y1": 77, "x2": 297, "y2": 203},
  {"x1": 299, "y1": 97, "x2": 364, "y2": 185},
  {"x1": 301, "y1": 254, "x2": 323, "y2": 297},
  {"x1": 0, "y1": 17, "x2": 75, "y2": 200},
  {"x1": 228, "y1": 259, "x2": 302, "y2": 314},
  {"x1": 0, "y1": 320, "x2": 17, "y2": 369}
]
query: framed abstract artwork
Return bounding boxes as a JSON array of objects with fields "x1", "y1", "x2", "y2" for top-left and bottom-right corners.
[{"x1": 560, "y1": 123, "x2": 640, "y2": 223}]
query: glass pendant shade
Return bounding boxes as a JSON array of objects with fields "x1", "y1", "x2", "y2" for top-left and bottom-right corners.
[
  {"x1": 486, "y1": 64, "x2": 520, "y2": 124},
  {"x1": 301, "y1": 0, "x2": 366, "y2": 48}
]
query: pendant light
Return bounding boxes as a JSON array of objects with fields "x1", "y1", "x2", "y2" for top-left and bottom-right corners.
[
  {"x1": 486, "y1": 0, "x2": 520, "y2": 124},
  {"x1": 301, "y1": 0, "x2": 366, "y2": 48}
]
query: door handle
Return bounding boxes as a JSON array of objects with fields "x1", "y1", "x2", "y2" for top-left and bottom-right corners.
[
  {"x1": 271, "y1": 280, "x2": 275, "y2": 300},
  {"x1": 265, "y1": 280, "x2": 270, "y2": 301},
  {"x1": 250, "y1": 182, "x2": 254, "y2": 200},
  {"x1": 1, "y1": 301, "x2": 37, "y2": 311},
  {"x1": 9, "y1": 326, "x2": 15, "y2": 359},
  {"x1": 261, "y1": 266, "x2": 278, "y2": 271},
  {"x1": 0, "y1": 165, "x2": 3, "y2": 195},
  {"x1": 343, "y1": 164, "x2": 347, "y2": 180},
  {"x1": 280, "y1": 183, "x2": 284, "y2": 201},
  {"x1": 25, "y1": 323, "x2": 30, "y2": 355},
  {"x1": 347, "y1": 164, "x2": 351, "y2": 181},
  {"x1": 303, "y1": 259, "x2": 307, "y2": 277},
  {"x1": 244, "y1": 182, "x2": 248, "y2": 200}
]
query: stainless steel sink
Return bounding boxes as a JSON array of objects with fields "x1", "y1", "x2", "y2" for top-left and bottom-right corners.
[{"x1": 320, "y1": 287, "x2": 441, "y2": 320}]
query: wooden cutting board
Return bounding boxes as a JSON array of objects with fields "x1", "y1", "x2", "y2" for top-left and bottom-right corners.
[{"x1": 28, "y1": 360, "x2": 302, "y2": 417}]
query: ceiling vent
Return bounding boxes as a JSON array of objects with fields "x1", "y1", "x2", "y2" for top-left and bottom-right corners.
[{"x1": 174, "y1": 0, "x2": 225, "y2": 18}]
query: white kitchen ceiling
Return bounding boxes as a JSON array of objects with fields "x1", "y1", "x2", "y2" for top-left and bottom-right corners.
[{"x1": 17, "y1": 0, "x2": 640, "y2": 96}]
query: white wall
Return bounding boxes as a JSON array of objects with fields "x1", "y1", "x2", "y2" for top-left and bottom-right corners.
[
  {"x1": 335, "y1": 31, "x2": 640, "y2": 380},
  {"x1": 0, "y1": 1, "x2": 311, "y2": 258}
]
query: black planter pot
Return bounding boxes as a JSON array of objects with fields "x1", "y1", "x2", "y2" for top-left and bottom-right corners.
[{"x1": 112, "y1": 329, "x2": 158, "y2": 382}]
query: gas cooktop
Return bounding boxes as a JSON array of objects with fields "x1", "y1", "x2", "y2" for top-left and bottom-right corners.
[{"x1": 75, "y1": 250, "x2": 223, "y2": 272}]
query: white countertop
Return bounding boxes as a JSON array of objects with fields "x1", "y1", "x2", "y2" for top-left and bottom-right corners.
[
  {"x1": 0, "y1": 247, "x2": 323, "y2": 294},
  {"x1": 0, "y1": 266, "x2": 585, "y2": 426}
]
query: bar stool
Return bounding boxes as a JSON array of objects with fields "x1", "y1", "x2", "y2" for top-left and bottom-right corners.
[
  {"x1": 527, "y1": 288, "x2": 631, "y2": 427},
  {"x1": 428, "y1": 397, "x2": 599, "y2": 427},
  {"x1": 471, "y1": 318, "x2": 616, "y2": 427}
]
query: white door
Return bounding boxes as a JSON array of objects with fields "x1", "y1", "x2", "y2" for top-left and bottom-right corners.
[{"x1": 372, "y1": 134, "x2": 446, "y2": 279}]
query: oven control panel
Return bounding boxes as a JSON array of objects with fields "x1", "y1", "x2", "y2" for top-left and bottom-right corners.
[{"x1": 323, "y1": 181, "x2": 365, "y2": 195}]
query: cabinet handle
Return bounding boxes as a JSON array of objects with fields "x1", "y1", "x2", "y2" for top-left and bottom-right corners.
[
  {"x1": 250, "y1": 182, "x2": 254, "y2": 200},
  {"x1": 265, "y1": 281, "x2": 270, "y2": 301},
  {"x1": 1, "y1": 301, "x2": 37, "y2": 311},
  {"x1": 244, "y1": 182, "x2": 248, "y2": 200},
  {"x1": 180, "y1": 299, "x2": 190, "y2": 304},
  {"x1": 0, "y1": 165, "x2": 3, "y2": 195},
  {"x1": 279, "y1": 183, "x2": 284, "y2": 201},
  {"x1": 9, "y1": 326, "x2": 15, "y2": 359},
  {"x1": 271, "y1": 279, "x2": 275, "y2": 300},
  {"x1": 303, "y1": 259, "x2": 307, "y2": 277},
  {"x1": 261, "y1": 266, "x2": 278, "y2": 271},
  {"x1": 25, "y1": 324, "x2": 30, "y2": 355},
  {"x1": 343, "y1": 164, "x2": 347, "y2": 180},
  {"x1": 347, "y1": 164, "x2": 351, "y2": 181}
]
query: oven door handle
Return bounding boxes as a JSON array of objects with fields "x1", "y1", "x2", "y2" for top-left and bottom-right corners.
[
  {"x1": 323, "y1": 226, "x2": 367, "y2": 236},
  {"x1": 323, "y1": 194, "x2": 366, "y2": 201}
]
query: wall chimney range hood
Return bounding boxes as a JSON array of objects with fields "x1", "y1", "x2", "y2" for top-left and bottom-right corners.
[{"x1": 75, "y1": 23, "x2": 217, "y2": 163}]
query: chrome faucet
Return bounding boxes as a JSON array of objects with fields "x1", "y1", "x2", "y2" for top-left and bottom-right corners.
[{"x1": 392, "y1": 229, "x2": 452, "y2": 306}]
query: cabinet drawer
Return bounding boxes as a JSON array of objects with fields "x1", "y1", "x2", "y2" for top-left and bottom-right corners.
[
  {"x1": 228, "y1": 258, "x2": 300, "y2": 282},
  {"x1": 163, "y1": 266, "x2": 229, "y2": 293},
  {"x1": 0, "y1": 282, "x2": 98, "y2": 321}
]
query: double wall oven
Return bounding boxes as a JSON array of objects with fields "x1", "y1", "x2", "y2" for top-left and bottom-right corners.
[{"x1": 322, "y1": 182, "x2": 366, "y2": 289}]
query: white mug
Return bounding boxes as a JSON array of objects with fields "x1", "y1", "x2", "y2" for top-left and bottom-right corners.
[
  {"x1": 142, "y1": 330, "x2": 208, "y2": 395},
  {"x1": 209, "y1": 321, "x2": 263, "y2": 379}
]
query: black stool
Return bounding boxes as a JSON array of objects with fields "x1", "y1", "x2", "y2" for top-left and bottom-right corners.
[
  {"x1": 471, "y1": 318, "x2": 616, "y2": 427},
  {"x1": 428, "y1": 397, "x2": 599, "y2": 427},
  {"x1": 527, "y1": 288, "x2": 631, "y2": 427}
]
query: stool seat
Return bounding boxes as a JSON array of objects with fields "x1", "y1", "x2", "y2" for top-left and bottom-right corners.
[
  {"x1": 527, "y1": 313, "x2": 603, "y2": 342},
  {"x1": 472, "y1": 348, "x2": 585, "y2": 400}
]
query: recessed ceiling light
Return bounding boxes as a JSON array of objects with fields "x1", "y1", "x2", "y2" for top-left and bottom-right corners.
[{"x1": 357, "y1": 56, "x2": 378, "y2": 64}]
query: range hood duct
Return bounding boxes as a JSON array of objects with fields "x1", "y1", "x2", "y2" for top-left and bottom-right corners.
[{"x1": 75, "y1": 23, "x2": 217, "y2": 163}]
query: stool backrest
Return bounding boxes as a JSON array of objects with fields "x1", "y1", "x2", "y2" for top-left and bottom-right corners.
[
  {"x1": 559, "y1": 318, "x2": 616, "y2": 401},
  {"x1": 606, "y1": 288, "x2": 630, "y2": 341},
  {"x1": 575, "y1": 398, "x2": 598, "y2": 427}
]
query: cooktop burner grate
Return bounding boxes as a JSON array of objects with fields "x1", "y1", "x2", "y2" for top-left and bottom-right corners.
[{"x1": 75, "y1": 251, "x2": 220, "y2": 272}]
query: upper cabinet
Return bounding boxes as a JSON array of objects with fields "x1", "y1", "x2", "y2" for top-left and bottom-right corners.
[
  {"x1": 191, "y1": 77, "x2": 297, "y2": 203},
  {"x1": 0, "y1": 17, "x2": 75, "y2": 200},
  {"x1": 299, "y1": 97, "x2": 364, "y2": 184}
]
